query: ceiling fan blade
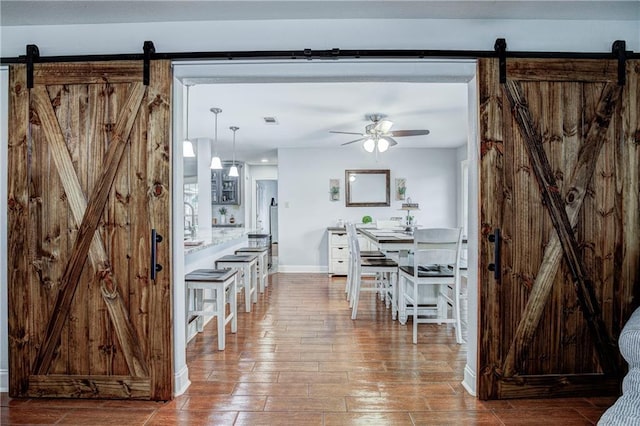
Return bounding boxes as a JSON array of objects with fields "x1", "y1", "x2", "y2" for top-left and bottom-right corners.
[
  {"x1": 385, "y1": 137, "x2": 399, "y2": 147},
  {"x1": 374, "y1": 120, "x2": 394, "y2": 133},
  {"x1": 389, "y1": 129, "x2": 430, "y2": 137},
  {"x1": 330, "y1": 130, "x2": 365, "y2": 136},
  {"x1": 341, "y1": 137, "x2": 367, "y2": 146}
]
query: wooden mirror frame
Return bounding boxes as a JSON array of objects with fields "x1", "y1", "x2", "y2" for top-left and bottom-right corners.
[{"x1": 345, "y1": 169, "x2": 390, "y2": 207}]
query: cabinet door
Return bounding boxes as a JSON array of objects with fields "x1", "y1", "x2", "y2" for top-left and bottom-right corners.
[
  {"x1": 211, "y1": 171, "x2": 219, "y2": 203},
  {"x1": 220, "y1": 175, "x2": 238, "y2": 204},
  {"x1": 212, "y1": 165, "x2": 242, "y2": 205}
]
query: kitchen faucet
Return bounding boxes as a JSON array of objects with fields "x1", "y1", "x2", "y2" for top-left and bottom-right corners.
[{"x1": 184, "y1": 201, "x2": 196, "y2": 239}]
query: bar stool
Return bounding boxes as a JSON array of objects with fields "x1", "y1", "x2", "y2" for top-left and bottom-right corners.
[
  {"x1": 235, "y1": 246, "x2": 269, "y2": 293},
  {"x1": 216, "y1": 254, "x2": 258, "y2": 312},
  {"x1": 185, "y1": 269, "x2": 238, "y2": 350}
]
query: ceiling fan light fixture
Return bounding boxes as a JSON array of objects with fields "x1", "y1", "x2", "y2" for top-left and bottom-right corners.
[
  {"x1": 377, "y1": 137, "x2": 390, "y2": 153},
  {"x1": 363, "y1": 138, "x2": 375, "y2": 153}
]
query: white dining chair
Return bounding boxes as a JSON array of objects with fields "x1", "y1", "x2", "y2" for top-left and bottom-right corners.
[
  {"x1": 398, "y1": 227, "x2": 463, "y2": 344},
  {"x1": 347, "y1": 223, "x2": 399, "y2": 320},
  {"x1": 344, "y1": 223, "x2": 385, "y2": 302}
]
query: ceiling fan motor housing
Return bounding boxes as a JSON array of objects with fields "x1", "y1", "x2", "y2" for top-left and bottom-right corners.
[{"x1": 365, "y1": 123, "x2": 376, "y2": 134}]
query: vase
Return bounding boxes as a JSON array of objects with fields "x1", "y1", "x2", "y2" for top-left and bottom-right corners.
[{"x1": 220, "y1": 215, "x2": 226, "y2": 224}]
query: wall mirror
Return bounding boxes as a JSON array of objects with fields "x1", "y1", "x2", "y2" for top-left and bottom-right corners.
[{"x1": 345, "y1": 169, "x2": 390, "y2": 207}]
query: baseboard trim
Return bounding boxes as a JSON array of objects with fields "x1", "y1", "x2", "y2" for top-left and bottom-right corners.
[
  {"x1": 461, "y1": 364, "x2": 477, "y2": 396},
  {"x1": 0, "y1": 368, "x2": 8, "y2": 393},
  {"x1": 173, "y1": 364, "x2": 191, "y2": 397},
  {"x1": 277, "y1": 265, "x2": 326, "y2": 273}
]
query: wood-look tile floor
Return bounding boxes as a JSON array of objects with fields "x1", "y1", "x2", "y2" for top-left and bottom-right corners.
[{"x1": 1, "y1": 273, "x2": 615, "y2": 425}]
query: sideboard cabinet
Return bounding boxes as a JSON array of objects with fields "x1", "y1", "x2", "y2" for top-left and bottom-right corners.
[{"x1": 327, "y1": 227, "x2": 373, "y2": 276}]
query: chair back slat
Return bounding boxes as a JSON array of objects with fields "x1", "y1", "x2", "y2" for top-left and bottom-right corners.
[{"x1": 412, "y1": 228, "x2": 462, "y2": 277}]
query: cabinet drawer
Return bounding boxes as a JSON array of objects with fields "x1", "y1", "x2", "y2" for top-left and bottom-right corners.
[
  {"x1": 331, "y1": 246, "x2": 349, "y2": 259},
  {"x1": 332, "y1": 259, "x2": 348, "y2": 274},
  {"x1": 331, "y1": 233, "x2": 347, "y2": 245}
]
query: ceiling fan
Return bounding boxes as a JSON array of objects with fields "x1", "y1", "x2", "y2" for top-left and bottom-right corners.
[{"x1": 330, "y1": 113, "x2": 430, "y2": 153}]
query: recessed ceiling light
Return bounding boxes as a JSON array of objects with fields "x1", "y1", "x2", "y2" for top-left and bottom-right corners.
[
  {"x1": 261, "y1": 158, "x2": 269, "y2": 163},
  {"x1": 263, "y1": 117, "x2": 278, "y2": 125}
]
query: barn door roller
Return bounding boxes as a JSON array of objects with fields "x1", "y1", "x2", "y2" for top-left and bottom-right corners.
[
  {"x1": 26, "y1": 44, "x2": 39, "y2": 88},
  {"x1": 494, "y1": 38, "x2": 507, "y2": 84},
  {"x1": 612, "y1": 40, "x2": 627, "y2": 86},
  {"x1": 143, "y1": 40, "x2": 155, "y2": 86}
]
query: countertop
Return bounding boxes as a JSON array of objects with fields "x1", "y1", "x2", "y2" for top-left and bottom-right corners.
[
  {"x1": 212, "y1": 223, "x2": 243, "y2": 228},
  {"x1": 184, "y1": 227, "x2": 256, "y2": 255}
]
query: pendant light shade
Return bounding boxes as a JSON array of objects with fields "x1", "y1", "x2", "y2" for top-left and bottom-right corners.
[
  {"x1": 210, "y1": 156, "x2": 222, "y2": 170},
  {"x1": 229, "y1": 126, "x2": 239, "y2": 177},
  {"x1": 210, "y1": 107, "x2": 223, "y2": 170},
  {"x1": 183, "y1": 84, "x2": 195, "y2": 157},
  {"x1": 183, "y1": 140, "x2": 195, "y2": 157}
]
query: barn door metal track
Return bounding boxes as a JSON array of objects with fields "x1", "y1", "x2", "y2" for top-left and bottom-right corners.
[{"x1": 2, "y1": 38, "x2": 637, "y2": 88}]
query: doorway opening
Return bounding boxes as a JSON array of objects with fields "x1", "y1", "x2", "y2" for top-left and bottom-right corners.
[{"x1": 174, "y1": 58, "x2": 480, "y2": 397}]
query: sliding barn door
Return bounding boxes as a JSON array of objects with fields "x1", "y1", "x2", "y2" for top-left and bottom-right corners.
[
  {"x1": 7, "y1": 61, "x2": 173, "y2": 400},
  {"x1": 478, "y1": 58, "x2": 639, "y2": 399}
]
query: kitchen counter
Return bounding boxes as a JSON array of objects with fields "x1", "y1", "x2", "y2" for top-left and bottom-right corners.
[
  {"x1": 184, "y1": 227, "x2": 255, "y2": 256},
  {"x1": 212, "y1": 223, "x2": 243, "y2": 228}
]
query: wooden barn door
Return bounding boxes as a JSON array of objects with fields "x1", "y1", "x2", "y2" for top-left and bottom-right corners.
[
  {"x1": 7, "y1": 61, "x2": 173, "y2": 400},
  {"x1": 478, "y1": 58, "x2": 639, "y2": 399}
]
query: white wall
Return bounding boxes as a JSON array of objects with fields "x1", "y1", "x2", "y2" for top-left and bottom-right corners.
[
  {"x1": 1, "y1": 18, "x2": 638, "y2": 56},
  {"x1": 277, "y1": 147, "x2": 459, "y2": 272}
]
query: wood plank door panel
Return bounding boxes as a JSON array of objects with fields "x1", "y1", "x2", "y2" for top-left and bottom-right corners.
[
  {"x1": 478, "y1": 59, "x2": 639, "y2": 399},
  {"x1": 7, "y1": 61, "x2": 172, "y2": 400}
]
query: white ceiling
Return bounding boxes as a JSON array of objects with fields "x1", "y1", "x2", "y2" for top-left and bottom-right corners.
[
  {"x1": 3, "y1": 1, "x2": 637, "y2": 169},
  {"x1": 2, "y1": 1, "x2": 638, "y2": 26},
  {"x1": 184, "y1": 80, "x2": 469, "y2": 167}
]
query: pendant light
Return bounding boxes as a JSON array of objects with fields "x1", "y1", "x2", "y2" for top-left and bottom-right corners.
[
  {"x1": 182, "y1": 84, "x2": 195, "y2": 157},
  {"x1": 209, "y1": 107, "x2": 223, "y2": 170},
  {"x1": 228, "y1": 126, "x2": 239, "y2": 177}
]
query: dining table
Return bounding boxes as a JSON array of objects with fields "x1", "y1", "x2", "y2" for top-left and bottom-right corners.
[{"x1": 358, "y1": 227, "x2": 414, "y2": 260}]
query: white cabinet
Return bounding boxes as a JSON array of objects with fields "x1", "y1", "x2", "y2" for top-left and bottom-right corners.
[{"x1": 327, "y1": 228, "x2": 371, "y2": 276}]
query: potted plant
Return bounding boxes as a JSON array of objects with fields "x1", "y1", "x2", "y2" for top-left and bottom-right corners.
[
  {"x1": 330, "y1": 186, "x2": 340, "y2": 201},
  {"x1": 218, "y1": 206, "x2": 228, "y2": 224},
  {"x1": 397, "y1": 184, "x2": 406, "y2": 200}
]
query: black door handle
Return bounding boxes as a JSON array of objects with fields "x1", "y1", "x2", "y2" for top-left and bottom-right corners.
[
  {"x1": 488, "y1": 228, "x2": 501, "y2": 281},
  {"x1": 150, "y1": 229, "x2": 163, "y2": 280}
]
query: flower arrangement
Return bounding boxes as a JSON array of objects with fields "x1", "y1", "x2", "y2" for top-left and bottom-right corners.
[{"x1": 218, "y1": 207, "x2": 228, "y2": 216}]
